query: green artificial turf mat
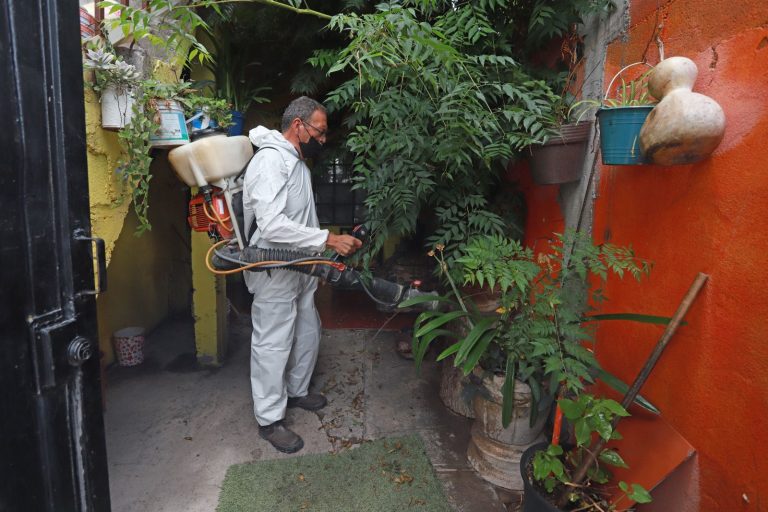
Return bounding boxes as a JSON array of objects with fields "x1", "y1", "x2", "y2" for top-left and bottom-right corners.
[{"x1": 217, "y1": 434, "x2": 451, "y2": 511}]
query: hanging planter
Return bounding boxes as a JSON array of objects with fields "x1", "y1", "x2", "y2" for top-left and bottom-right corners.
[
  {"x1": 596, "y1": 62, "x2": 656, "y2": 166},
  {"x1": 597, "y1": 106, "x2": 654, "y2": 165},
  {"x1": 100, "y1": 86, "x2": 136, "y2": 130},
  {"x1": 528, "y1": 121, "x2": 592, "y2": 184}
]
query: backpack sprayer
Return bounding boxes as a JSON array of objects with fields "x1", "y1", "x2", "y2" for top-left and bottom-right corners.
[{"x1": 167, "y1": 131, "x2": 437, "y2": 311}]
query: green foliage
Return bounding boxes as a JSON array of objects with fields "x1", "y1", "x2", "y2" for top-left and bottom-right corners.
[
  {"x1": 98, "y1": 0, "x2": 213, "y2": 63},
  {"x1": 532, "y1": 394, "x2": 652, "y2": 509},
  {"x1": 401, "y1": 229, "x2": 652, "y2": 427},
  {"x1": 115, "y1": 80, "x2": 230, "y2": 234},
  {"x1": 568, "y1": 68, "x2": 656, "y2": 122},
  {"x1": 83, "y1": 39, "x2": 141, "y2": 94},
  {"x1": 178, "y1": 95, "x2": 234, "y2": 128},
  {"x1": 317, "y1": 1, "x2": 561, "y2": 264},
  {"x1": 117, "y1": 84, "x2": 159, "y2": 235},
  {"x1": 604, "y1": 71, "x2": 654, "y2": 107},
  {"x1": 526, "y1": 0, "x2": 614, "y2": 50},
  {"x1": 202, "y1": 9, "x2": 271, "y2": 113}
]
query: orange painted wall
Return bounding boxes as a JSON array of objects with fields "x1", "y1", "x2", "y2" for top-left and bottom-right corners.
[
  {"x1": 510, "y1": 2, "x2": 768, "y2": 509},
  {"x1": 595, "y1": 2, "x2": 768, "y2": 510}
]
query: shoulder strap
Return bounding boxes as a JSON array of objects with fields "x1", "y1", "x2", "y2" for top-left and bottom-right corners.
[
  {"x1": 237, "y1": 145, "x2": 281, "y2": 245},
  {"x1": 235, "y1": 145, "x2": 279, "y2": 182}
]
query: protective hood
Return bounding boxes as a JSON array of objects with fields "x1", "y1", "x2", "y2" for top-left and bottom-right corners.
[{"x1": 248, "y1": 126, "x2": 299, "y2": 161}]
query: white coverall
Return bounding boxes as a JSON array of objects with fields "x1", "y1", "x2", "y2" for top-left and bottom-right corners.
[{"x1": 242, "y1": 126, "x2": 329, "y2": 426}]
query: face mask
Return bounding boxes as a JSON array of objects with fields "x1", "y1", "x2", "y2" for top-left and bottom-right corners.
[
  {"x1": 299, "y1": 124, "x2": 324, "y2": 160},
  {"x1": 299, "y1": 135, "x2": 323, "y2": 160}
]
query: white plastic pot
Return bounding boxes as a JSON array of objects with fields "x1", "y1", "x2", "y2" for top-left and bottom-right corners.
[{"x1": 100, "y1": 85, "x2": 136, "y2": 130}]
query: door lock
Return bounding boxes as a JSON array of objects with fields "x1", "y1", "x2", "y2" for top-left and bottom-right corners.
[{"x1": 67, "y1": 337, "x2": 93, "y2": 366}]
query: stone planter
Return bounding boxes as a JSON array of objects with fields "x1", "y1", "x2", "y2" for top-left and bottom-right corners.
[
  {"x1": 439, "y1": 360, "x2": 475, "y2": 418},
  {"x1": 467, "y1": 370, "x2": 548, "y2": 491}
]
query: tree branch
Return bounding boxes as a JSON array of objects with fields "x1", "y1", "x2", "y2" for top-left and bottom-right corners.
[{"x1": 189, "y1": 0, "x2": 332, "y2": 20}]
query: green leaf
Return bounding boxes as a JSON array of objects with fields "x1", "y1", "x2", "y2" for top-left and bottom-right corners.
[
  {"x1": 414, "y1": 310, "x2": 467, "y2": 338},
  {"x1": 436, "y1": 341, "x2": 461, "y2": 361},
  {"x1": 628, "y1": 483, "x2": 653, "y2": 503},
  {"x1": 455, "y1": 316, "x2": 496, "y2": 364},
  {"x1": 558, "y1": 398, "x2": 585, "y2": 420},
  {"x1": 574, "y1": 418, "x2": 591, "y2": 446},
  {"x1": 586, "y1": 313, "x2": 685, "y2": 326},
  {"x1": 414, "y1": 328, "x2": 455, "y2": 370},
  {"x1": 461, "y1": 329, "x2": 497, "y2": 374},
  {"x1": 501, "y1": 355, "x2": 517, "y2": 428},
  {"x1": 596, "y1": 369, "x2": 660, "y2": 414},
  {"x1": 599, "y1": 449, "x2": 629, "y2": 468}
]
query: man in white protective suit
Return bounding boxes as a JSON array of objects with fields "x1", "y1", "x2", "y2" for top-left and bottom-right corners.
[{"x1": 243, "y1": 97, "x2": 362, "y2": 453}]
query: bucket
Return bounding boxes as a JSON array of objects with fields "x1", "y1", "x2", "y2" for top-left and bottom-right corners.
[
  {"x1": 597, "y1": 105, "x2": 654, "y2": 165},
  {"x1": 149, "y1": 100, "x2": 190, "y2": 148},
  {"x1": 101, "y1": 86, "x2": 136, "y2": 130},
  {"x1": 227, "y1": 110, "x2": 245, "y2": 136},
  {"x1": 113, "y1": 327, "x2": 146, "y2": 367}
]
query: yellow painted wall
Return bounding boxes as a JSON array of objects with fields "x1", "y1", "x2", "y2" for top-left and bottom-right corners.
[
  {"x1": 190, "y1": 231, "x2": 227, "y2": 365},
  {"x1": 84, "y1": 67, "x2": 193, "y2": 366}
]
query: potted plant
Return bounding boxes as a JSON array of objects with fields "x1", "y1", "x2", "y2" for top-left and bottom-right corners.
[
  {"x1": 527, "y1": 37, "x2": 595, "y2": 186},
  {"x1": 401, "y1": 230, "x2": 654, "y2": 490},
  {"x1": 595, "y1": 63, "x2": 656, "y2": 165},
  {"x1": 83, "y1": 41, "x2": 141, "y2": 130},
  {"x1": 115, "y1": 80, "x2": 234, "y2": 233},
  {"x1": 203, "y1": 10, "x2": 270, "y2": 136},
  {"x1": 528, "y1": 106, "x2": 593, "y2": 185},
  {"x1": 520, "y1": 393, "x2": 653, "y2": 511},
  {"x1": 181, "y1": 95, "x2": 234, "y2": 134}
]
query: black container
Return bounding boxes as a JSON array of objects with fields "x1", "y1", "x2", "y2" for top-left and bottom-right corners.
[{"x1": 520, "y1": 442, "x2": 562, "y2": 512}]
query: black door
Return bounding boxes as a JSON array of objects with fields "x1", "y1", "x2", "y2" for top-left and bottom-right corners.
[{"x1": 0, "y1": 0, "x2": 111, "y2": 511}]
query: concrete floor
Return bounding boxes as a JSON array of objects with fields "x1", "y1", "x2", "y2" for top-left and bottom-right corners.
[{"x1": 104, "y1": 314, "x2": 511, "y2": 512}]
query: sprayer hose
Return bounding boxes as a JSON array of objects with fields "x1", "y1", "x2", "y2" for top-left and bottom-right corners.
[{"x1": 205, "y1": 240, "x2": 342, "y2": 276}]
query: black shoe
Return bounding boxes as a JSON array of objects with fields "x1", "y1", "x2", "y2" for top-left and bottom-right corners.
[
  {"x1": 258, "y1": 420, "x2": 304, "y2": 454},
  {"x1": 287, "y1": 393, "x2": 328, "y2": 411}
]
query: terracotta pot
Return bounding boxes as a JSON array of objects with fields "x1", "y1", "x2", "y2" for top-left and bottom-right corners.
[
  {"x1": 640, "y1": 56, "x2": 726, "y2": 165},
  {"x1": 528, "y1": 122, "x2": 592, "y2": 185}
]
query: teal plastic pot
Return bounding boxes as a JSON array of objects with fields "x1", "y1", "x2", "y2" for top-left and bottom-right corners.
[{"x1": 597, "y1": 106, "x2": 654, "y2": 165}]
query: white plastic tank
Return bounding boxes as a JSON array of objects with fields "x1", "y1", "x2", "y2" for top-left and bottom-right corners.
[{"x1": 168, "y1": 134, "x2": 254, "y2": 187}]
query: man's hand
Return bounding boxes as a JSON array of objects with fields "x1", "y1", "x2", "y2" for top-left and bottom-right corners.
[{"x1": 326, "y1": 233, "x2": 363, "y2": 257}]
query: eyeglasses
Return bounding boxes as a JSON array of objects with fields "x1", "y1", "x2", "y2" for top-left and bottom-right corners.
[{"x1": 301, "y1": 120, "x2": 327, "y2": 138}]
